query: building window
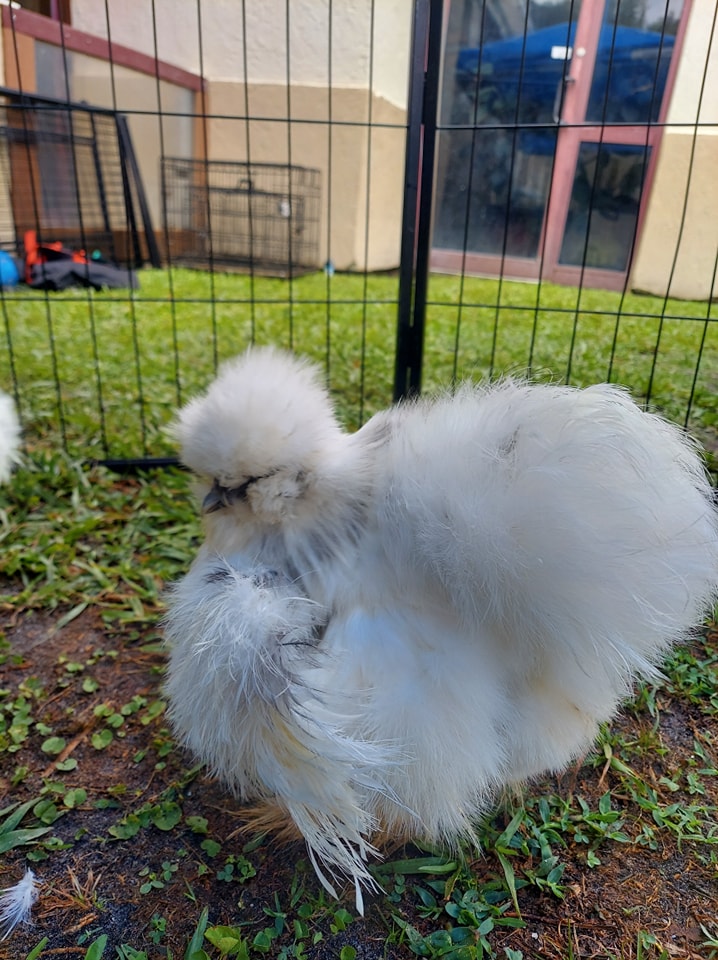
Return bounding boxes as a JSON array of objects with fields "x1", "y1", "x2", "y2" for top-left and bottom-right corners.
[{"x1": 14, "y1": 1, "x2": 71, "y2": 24}]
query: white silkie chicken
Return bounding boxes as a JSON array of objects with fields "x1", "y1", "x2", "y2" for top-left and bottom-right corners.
[
  {"x1": 0, "y1": 390, "x2": 20, "y2": 483},
  {"x1": 164, "y1": 347, "x2": 718, "y2": 911}
]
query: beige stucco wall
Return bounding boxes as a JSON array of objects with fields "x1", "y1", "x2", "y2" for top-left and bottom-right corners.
[
  {"x1": 630, "y1": 0, "x2": 718, "y2": 300},
  {"x1": 66, "y1": 0, "x2": 411, "y2": 270},
  {"x1": 66, "y1": 51, "x2": 195, "y2": 227},
  {"x1": 664, "y1": 0, "x2": 718, "y2": 127},
  {"x1": 207, "y1": 81, "x2": 405, "y2": 271},
  {"x1": 630, "y1": 133, "x2": 718, "y2": 301},
  {"x1": 70, "y1": 0, "x2": 411, "y2": 109}
]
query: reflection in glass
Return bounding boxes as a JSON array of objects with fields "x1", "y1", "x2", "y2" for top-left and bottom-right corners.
[
  {"x1": 434, "y1": 1, "x2": 579, "y2": 258},
  {"x1": 434, "y1": 0, "x2": 683, "y2": 268},
  {"x1": 434, "y1": 128, "x2": 557, "y2": 258},
  {"x1": 587, "y1": 0, "x2": 683, "y2": 123},
  {"x1": 559, "y1": 142, "x2": 650, "y2": 271}
]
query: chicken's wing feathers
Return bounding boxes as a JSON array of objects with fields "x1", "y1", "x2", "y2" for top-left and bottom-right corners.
[{"x1": 164, "y1": 551, "x2": 390, "y2": 907}]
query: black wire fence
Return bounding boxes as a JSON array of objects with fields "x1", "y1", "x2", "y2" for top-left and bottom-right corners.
[{"x1": 0, "y1": 0, "x2": 715, "y2": 474}]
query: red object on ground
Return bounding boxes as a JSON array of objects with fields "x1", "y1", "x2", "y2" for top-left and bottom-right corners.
[{"x1": 23, "y1": 230, "x2": 88, "y2": 284}]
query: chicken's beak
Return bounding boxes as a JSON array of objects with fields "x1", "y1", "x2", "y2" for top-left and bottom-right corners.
[
  {"x1": 202, "y1": 480, "x2": 229, "y2": 514},
  {"x1": 202, "y1": 474, "x2": 265, "y2": 513}
]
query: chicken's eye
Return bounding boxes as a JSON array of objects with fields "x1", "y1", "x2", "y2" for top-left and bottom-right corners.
[{"x1": 202, "y1": 475, "x2": 271, "y2": 513}]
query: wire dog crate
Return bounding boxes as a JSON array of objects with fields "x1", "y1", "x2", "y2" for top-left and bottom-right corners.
[{"x1": 161, "y1": 158, "x2": 321, "y2": 276}]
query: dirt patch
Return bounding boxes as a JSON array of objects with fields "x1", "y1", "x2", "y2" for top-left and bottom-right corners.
[{"x1": 1, "y1": 608, "x2": 717, "y2": 958}]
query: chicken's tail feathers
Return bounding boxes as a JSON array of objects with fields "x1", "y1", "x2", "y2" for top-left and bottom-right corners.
[
  {"x1": 383, "y1": 380, "x2": 718, "y2": 776},
  {"x1": 409, "y1": 381, "x2": 718, "y2": 682}
]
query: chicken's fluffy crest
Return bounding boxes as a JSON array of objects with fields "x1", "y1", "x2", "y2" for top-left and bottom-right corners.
[{"x1": 174, "y1": 347, "x2": 342, "y2": 491}]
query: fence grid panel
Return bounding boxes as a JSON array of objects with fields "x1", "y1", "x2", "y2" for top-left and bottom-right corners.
[{"x1": 0, "y1": 1, "x2": 714, "y2": 478}]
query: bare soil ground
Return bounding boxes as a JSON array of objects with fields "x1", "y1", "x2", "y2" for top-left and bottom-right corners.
[{"x1": 1, "y1": 605, "x2": 717, "y2": 959}]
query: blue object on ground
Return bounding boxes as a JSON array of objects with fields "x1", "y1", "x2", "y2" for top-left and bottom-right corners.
[{"x1": 0, "y1": 251, "x2": 19, "y2": 287}]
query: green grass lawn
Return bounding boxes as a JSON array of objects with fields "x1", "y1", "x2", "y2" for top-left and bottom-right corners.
[
  {"x1": 1, "y1": 268, "x2": 716, "y2": 471},
  {"x1": 1, "y1": 269, "x2": 718, "y2": 957}
]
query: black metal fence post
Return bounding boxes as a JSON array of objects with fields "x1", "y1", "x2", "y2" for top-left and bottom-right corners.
[
  {"x1": 393, "y1": 0, "x2": 443, "y2": 403},
  {"x1": 116, "y1": 112, "x2": 162, "y2": 268}
]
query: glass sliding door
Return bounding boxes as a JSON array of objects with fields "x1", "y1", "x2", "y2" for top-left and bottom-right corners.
[
  {"x1": 558, "y1": 142, "x2": 650, "y2": 271},
  {"x1": 433, "y1": 0, "x2": 687, "y2": 290}
]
